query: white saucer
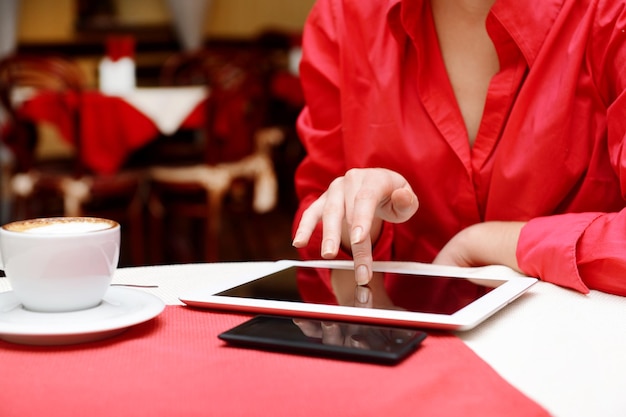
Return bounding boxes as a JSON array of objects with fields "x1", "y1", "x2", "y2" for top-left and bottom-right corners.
[{"x1": 0, "y1": 287, "x2": 165, "y2": 346}]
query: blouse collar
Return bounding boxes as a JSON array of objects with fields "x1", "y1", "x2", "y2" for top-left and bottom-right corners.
[{"x1": 387, "y1": 0, "x2": 565, "y2": 66}]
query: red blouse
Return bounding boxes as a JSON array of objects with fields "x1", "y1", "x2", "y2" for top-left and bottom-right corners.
[{"x1": 294, "y1": 0, "x2": 626, "y2": 298}]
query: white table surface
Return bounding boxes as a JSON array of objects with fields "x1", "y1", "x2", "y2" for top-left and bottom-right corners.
[{"x1": 1, "y1": 261, "x2": 625, "y2": 417}]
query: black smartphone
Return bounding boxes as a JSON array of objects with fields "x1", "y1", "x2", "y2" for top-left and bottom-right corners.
[{"x1": 218, "y1": 315, "x2": 427, "y2": 365}]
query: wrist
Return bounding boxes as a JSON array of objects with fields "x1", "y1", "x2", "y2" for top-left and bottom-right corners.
[{"x1": 469, "y1": 221, "x2": 524, "y2": 271}]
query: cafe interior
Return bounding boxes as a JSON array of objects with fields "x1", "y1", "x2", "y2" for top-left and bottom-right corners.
[
  {"x1": 0, "y1": 0, "x2": 312, "y2": 267},
  {"x1": 2, "y1": 2, "x2": 626, "y2": 416}
]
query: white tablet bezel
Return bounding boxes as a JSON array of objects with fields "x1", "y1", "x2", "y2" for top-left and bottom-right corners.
[{"x1": 179, "y1": 260, "x2": 537, "y2": 331}]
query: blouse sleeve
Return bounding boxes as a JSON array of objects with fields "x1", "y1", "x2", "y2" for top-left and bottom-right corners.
[
  {"x1": 294, "y1": 0, "x2": 394, "y2": 260},
  {"x1": 293, "y1": 0, "x2": 347, "y2": 265},
  {"x1": 517, "y1": 4, "x2": 626, "y2": 297}
]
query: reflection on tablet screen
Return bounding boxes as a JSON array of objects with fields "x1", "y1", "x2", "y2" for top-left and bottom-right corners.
[{"x1": 216, "y1": 266, "x2": 508, "y2": 315}]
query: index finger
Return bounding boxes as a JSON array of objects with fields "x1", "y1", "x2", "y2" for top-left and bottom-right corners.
[{"x1": 346, "y1": 183, "x2": 383, "y2": 285}]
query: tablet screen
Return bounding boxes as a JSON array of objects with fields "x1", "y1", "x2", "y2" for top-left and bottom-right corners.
[{"x1": 216, "y1": 266, "x2": 508, "y2": 315}]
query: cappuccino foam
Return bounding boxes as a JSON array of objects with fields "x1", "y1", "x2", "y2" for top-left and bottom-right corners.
[{"x1": 3, "y1": 218, "x2": 116, "y2": 235}]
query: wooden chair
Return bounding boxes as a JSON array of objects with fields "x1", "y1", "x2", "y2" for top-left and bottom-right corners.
[
  {"x1": 147, "y1": 50, "x2": 284, "y2": 263},
  {"x1": 0, "y1": 54, "x2": 146, "y2": 265}
]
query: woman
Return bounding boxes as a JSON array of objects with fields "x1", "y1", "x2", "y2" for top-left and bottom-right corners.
[{"x1": 292, "y1": 0, "x2": 626, "y2": 299}]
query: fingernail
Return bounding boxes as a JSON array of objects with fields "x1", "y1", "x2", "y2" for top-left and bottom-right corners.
[
  {"x1": 355, "y1": 285, "x2": 369, "y2": 303},
  {"x1": 355, "y1": 265, "x2": 370, "y2": 285},
  {"x1": 322, "y1": 239, "x2": 335, "y2": 257},
  {"x1": 351, "y1": 226, "x2": 363, "y2": 244}
]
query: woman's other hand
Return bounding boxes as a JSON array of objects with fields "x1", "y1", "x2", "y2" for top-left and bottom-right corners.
[{"x1": 433, "y1": 221, "x2": 526, "y2": 271}]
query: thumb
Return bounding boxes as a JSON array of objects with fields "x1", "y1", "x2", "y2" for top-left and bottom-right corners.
[{"x1": 386, "y1": 186, "x2": 418, "y2": 222}]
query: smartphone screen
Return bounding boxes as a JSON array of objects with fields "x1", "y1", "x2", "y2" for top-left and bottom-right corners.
[{"x1": 218, "y1": 315, "x2": 427, "y2": 364}]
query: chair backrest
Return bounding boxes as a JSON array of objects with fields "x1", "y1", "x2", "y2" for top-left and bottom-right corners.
[
  {"x1": 159, "y1": 49, "x2": 269, "y2": 165},
  {"x1": 0, "y1": 55, "x2": 85, "y2": 174}
]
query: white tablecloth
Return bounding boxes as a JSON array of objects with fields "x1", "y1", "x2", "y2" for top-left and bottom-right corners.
[
  {"x1": 108, "y1": 86, "x2": 208, "y2": 135},
  {"x1": 1, "y1": 261, "x2": 625, "y2": 417},
  {"x1": 12, "y1": 85, "x2": 208, "y2": 137}
]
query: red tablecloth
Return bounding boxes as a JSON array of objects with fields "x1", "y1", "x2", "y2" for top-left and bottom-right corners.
[
  {"x1": 0, "y1": 306, "x2": 549, "y2": 417},
  {"x1": 12, "y1": 91, "x2": 205, "y2": 175}
]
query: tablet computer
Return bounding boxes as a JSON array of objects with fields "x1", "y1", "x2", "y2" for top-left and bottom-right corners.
[{"x1": 179, "y1": 260, "x2": 537, "y2": 331}]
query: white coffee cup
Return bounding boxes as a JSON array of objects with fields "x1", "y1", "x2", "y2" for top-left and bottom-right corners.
[{"x1": 0, "y1": 217, "x2": 120, "y2": 312}]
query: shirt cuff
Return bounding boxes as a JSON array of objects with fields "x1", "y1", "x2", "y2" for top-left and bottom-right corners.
[{"x1": 516, "y1": 213, "x2": 603, "y2": 294}]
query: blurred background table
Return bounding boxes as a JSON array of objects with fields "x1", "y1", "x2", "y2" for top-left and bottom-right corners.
[
  {"x1": 0, "y1": 51, "x2": 303, "y2": 267},
  {"x1": 14, "y1": 86, "x2": 207, "y2": 175}
]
